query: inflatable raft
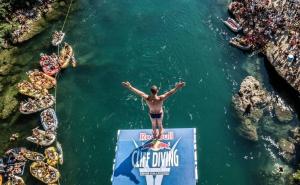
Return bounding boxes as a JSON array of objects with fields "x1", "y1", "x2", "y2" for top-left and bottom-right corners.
[
  {"x1": 59, "y1": 43, "x2": 73, "y2": 68},
  {"x1": 45, "y1": 147, "x2": 59, "y2": 166},
  {"x1": 30, "y1": 161, "x2": 60, "y2": 184},
  {"x1": 26, "y1": 128, "x2": 56, "y2": 146},
  {"x1": 19, "y1": 95, "x2": 55, "y2": 114},
  {"x1": 28, "y1": 70, "x2": 57, "y2": 89},
  {"x1": 17, "y1": 81, "x2": 48, "y2": 98},
  {"x1": 41, "y1": 108, "x2": 58, "y2": 131}
]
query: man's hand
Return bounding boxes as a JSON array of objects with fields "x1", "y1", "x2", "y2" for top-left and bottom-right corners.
[
  {"x1": 122, "y1": 81, "x2": 131, "y2": 88},
  {"x1": 175, "y1": 81, "x2": 185, "y2": 89}
]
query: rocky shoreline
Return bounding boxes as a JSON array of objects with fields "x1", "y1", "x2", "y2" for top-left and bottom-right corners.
[
  {"x1": 0, "y1": 0, "x2": 73, "y2": 155},
  {"x1": 226, "y1": 0, "x2": 300, "y2": 183}
]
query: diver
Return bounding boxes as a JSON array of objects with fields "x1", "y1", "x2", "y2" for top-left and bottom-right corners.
[{"x1": 122, "y1": 81, "x2": 185, "y2": 139}]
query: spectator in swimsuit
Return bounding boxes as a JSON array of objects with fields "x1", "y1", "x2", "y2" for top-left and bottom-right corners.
[{"x1": 122, "y1": 81, "x2": 185, "y2": 138}]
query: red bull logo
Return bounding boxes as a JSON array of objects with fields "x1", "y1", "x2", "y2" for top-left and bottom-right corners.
[
  {"x1": 141, "y1": 141, "x2": 171, "y2": 151},
  {"x1": 139, "y1": 132, "x2": 174, "y2": 141}
]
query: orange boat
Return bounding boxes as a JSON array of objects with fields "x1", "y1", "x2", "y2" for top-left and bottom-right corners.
[{"x1": 0, "y1": 174, "x2": 2, "y2": 185}]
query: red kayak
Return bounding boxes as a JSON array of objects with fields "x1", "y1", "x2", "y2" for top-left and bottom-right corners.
[{"x1": 39, "y1": 54, "x2": 61, "y2": 76}]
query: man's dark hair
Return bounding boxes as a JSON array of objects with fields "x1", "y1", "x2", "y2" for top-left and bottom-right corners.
[{"x1": 150, "y1": 85, "x2": 158, "y2": 95}]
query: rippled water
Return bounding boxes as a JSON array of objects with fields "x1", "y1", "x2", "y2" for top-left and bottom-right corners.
[{"x1": 10, "y1": 0, "x2": 298, "y2": 184}]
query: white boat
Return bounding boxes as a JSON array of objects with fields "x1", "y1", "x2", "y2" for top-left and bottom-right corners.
[
  {"x1": 41, "y1": 108, "x2": 58, "y2": 131},
  {"x1": 26, "y1": 128, "x2": 56, "y2": 146},
  {"x1": 223, "y1": 17, "x2": 242, "y2": 33},
  {"x1": 52, "y1": 31, "x2": 65, "y2": 46}
]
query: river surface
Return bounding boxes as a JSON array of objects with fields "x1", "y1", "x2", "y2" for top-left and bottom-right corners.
[{"x1": 13, "y1": 0, "x2": 295, "y2": 184}]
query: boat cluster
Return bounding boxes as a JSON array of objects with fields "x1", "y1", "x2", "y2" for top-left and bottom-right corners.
[
  {"x1": 0, "y1": 31, "x2": 76, "y2": 185},
  {"x1": 223, "y1": 17, "x2": 252, "y2": 51},
  {"x1": 0, "y1": 146, "x2": 62, "y2": 185},
  {"x1": 225, "y1": 0, "x2": 300, "y2": 52}
]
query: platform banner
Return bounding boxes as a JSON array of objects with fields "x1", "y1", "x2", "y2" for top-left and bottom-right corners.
[{"x1": 112, "y1": 128, "x2": 198, "y2": 185}]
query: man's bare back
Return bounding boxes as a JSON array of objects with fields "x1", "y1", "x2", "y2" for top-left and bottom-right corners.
[{"x1": 122, "y1": 81, "x2": 185, "y2": 138}]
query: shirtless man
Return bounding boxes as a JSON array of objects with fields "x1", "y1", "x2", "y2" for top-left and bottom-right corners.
[{"x1": 122, "y1": 81, "x2": 185, "y2": 138}]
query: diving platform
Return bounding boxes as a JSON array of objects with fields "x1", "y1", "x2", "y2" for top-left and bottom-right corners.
[{"x1": 111, "y1": 128, "x2": 198, "y2": 185}]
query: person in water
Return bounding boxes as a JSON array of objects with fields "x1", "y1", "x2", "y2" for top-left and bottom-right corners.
[{"x1": 122, "y1": 81, "x2": 185, "y2": 139}]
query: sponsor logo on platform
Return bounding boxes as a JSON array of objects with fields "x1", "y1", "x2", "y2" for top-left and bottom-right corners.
[{"x1": 131, "y1": 131, "x2": 181, "y2": 185}]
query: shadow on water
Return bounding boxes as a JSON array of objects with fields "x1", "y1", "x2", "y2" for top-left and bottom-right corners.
[
  {"x1": 113, "y1": 140, "x2": 155, "y2": 184},
  {"x1": 264, "y1": 58, "x2": 300, "y2": 117}
]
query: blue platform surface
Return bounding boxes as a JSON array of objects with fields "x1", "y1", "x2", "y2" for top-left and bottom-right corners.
[{"x1": 112, "y1": 128, "x2": 198, "y2": 185}]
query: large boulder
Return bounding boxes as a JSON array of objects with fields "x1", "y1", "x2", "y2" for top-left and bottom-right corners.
[
  {"x1": 278, "y1": 138, "x2": 295, "y2": 163},
  {"x1": 233, "y1": 76, "x2": 269, "y2": 116},
  {"x1": 274, "y1": 104, "x2": 293, "y2": 123},
  {"x1": 236, "y1": 119, "x2": 258, "y2": 141}
]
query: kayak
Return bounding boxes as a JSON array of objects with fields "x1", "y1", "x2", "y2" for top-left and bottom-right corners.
[
  {"x1": 17, "y1": 80, "x2": 48, "y2": 98},
  {"x1": 0, "y1": 174, "x2": 2, "y2": 185},
  {"x1": 27, "y1": 70, "x2": 56, "y2": 89},
  {"x1": 40, "y1": 53, "x2": 61, "y2": 76},
  {"x1": 56, "y1": 142, "x2": 64, "y2": 165},
  {"x1": 52, "y1": 31, "x2": 65, "y2": 46},
  {"x1": 24, "y1": 150, "x2": 45, "y2": 161},
  {"x1": 59, "y1": 43, "x2": 73, "y2": 68},
  {"x1": 30, "y1": 161, "x2": 60, "y2": 184},
  {"x1": 41, "y1": 108, "x2": 58, "y2": 131},
  {"x1": 26, "y1": 128, "x2": 56, "y2": 146},
  {"x1": 19, "y1": 94, "x2": 55, "y2": 114},
  {"x1": 45, "y1": 147, "x2": 59, "y2": 166}
]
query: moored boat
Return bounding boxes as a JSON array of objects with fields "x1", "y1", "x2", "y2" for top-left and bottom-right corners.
[
  {"x1": 27, "y1": 70, "x2": 56, "y2": 89},
  {"x1": 56, "y1": 142, "x2": 64, "y2": 165},
  {"x1": 59, "y1": 43, "x2": 73, "y2": 68},
  {"x1": 0, "y1": 174, "x2": 2, "y2": 185},
  {"x1": 24, "y1": 150, "x2": 45, "y2": 161},
  {"x1": 7, "y1": 176, "x2": 25, "y2": 185},
  {"x1": 229, "y1": 37, "x2": 252, "y2": 51},
  {"x1": 223, "y1": 17, "x2": 242, "y2": 32},
  {"x1": 45, "y1": 147, "x2": 59, "y2": 166},
  {"x1": 26, "y1": 128, "x2": 56, "y2": 146},
  {"x1": 30, "y1": 161, "x2": 60, "y2": 184},
  {"x1": 40, "y1": 53, "x2": 61, "y2": 76},
  {"x1": 19, "y1": 95, "x2": 55, "y2": 114},
  {"x1": 52, "y1": 31, "x2": 65, "y2": 46},
  {"x1": 17, "y1": 81, "x2": 48, "y2": 98},
  {"x1": 41, "y1": 108, "x2": 58, "y2": 131}
]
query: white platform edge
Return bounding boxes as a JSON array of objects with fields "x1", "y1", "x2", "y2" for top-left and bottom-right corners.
[
  {"x1": 111, "y1": 129, "x2": 121, "y2": 182},
  {"x1": 193, "y1": 128, "x2": 198, "y2": 182}
]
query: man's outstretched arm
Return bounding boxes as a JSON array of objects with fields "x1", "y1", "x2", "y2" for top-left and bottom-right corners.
[
  {"x1": 122, "y1": 81, "x2": 148, "y2": 99},
  {"x1": 160, "y1": 81, "x2": 185, "y2": 100}
]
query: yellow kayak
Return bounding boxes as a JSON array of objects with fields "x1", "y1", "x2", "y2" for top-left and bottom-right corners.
[{"x1": 45, "y1": 147, "x2": 59, "y2": 166}]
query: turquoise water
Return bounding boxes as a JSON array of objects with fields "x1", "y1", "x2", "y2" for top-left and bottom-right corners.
[{"x1": 16, "y1": 0, "x2": 290, "y2": 184}]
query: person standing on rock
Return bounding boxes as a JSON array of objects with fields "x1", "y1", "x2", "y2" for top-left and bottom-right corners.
[{"x1": 122, "y1": 81, "x2": 185, "y2": 139}]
